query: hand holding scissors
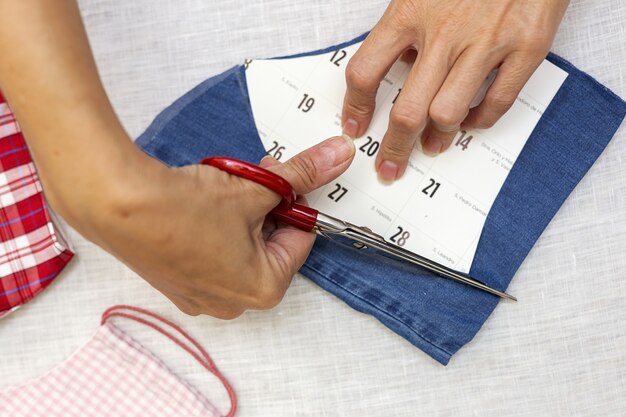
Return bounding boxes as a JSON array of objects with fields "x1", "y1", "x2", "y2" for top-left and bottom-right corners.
[{"x1": 202, "y1": 152, "x2": 516, "y2": 302}]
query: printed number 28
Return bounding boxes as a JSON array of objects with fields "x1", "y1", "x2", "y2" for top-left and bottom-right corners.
[{"x1": 390, "y1": 226, "x2": 410, "y2": 247}]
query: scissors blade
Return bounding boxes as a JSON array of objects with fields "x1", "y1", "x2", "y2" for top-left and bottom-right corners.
[{"x1": 315, "y1": 213, "x2": 517, "y2": 301}]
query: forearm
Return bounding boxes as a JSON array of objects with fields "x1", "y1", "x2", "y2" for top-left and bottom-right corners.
[{"x1": 0, "y1": 0, "x2": 156, "y2": 240}]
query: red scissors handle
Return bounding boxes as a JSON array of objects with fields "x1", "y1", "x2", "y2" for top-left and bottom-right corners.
[{"x1": 201, "y1": 157, "x2": 319, "y2": 232}]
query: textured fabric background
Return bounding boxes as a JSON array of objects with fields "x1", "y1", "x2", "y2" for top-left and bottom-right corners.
[{"x1": 0, "y1": 1, "x2": 625, "y2": 416}]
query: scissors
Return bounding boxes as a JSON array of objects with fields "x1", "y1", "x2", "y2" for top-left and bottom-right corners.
[{"x1": 201, "y1": 156, "x2": 516, "y2": 302}]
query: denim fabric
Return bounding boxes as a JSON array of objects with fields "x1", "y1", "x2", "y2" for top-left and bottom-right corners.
[{"x1": 136, "y1": 35, "x2": 626, "y2": 365}]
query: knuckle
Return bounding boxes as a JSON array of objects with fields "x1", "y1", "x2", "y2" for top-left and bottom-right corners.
[
  {"x1": 433, "y1": 23, "x2": 456, "y2": 43},
  {"x1": 381, "y1": 137, "x2": 414, "y2": 160},
  {"x1": 473, "y1": 115, "x2": 497, "y2": 129},
  {"x1": 480, "y1": 28, "x2": 509, "y2": 52},
  {"x1": 345, "y1": 99, "x2": 375, "y2": 119},
  {"x1": 429, "y1": 100, "x2": 465, "y2": 128},
  {"x1": 519, "y1": 31, "x2": 551, "y2": 55},
  {"x1": 345, "y1": 58, "x2": 378, "y2": 95},
  {"x1": 390, "y1": 105, "x2": 426, "y2": 133},
  {"x1": 485, "y1": 89, "x2": 517, "y2": 113}
]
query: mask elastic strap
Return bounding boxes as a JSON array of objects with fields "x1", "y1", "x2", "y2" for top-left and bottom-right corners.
[{"x1": 101, "y1": 305, "x2": 237, "y2": 417}]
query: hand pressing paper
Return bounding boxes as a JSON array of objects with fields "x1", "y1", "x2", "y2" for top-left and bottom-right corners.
[{"x1": 245, "y1": 41, "x2": 568, "y2": 273}]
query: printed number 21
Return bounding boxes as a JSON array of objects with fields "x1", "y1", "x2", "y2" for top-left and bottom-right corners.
[{"x1": 422, "y1": 178, "x2": 440, "y2": 198}]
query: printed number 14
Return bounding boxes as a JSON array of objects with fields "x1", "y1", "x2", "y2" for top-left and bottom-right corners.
[{"x1": 455, "y1": 130, "x2": 473, "y2": 151}]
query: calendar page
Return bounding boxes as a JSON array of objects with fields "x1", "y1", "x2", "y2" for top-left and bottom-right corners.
[{"x1": 245, "y1": 42, "x2": 567, "y2": 273}]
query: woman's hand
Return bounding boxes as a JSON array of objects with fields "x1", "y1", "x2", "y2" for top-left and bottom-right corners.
[
  {"x1": 342, "y1": 0, "x2": 570, "y2": 182},
  {"x1": 91, "y1": 136, "x2": 354, "y2": 319},
  {"x1": 0, "y1": 0, "x2": 355, "y2": 318}
]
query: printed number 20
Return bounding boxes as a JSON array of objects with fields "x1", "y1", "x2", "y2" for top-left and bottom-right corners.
[{"x1": 359, "y1": 136, "x2": 380, "y2": 157}]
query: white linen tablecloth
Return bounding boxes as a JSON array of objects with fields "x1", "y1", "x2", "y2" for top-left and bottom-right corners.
[{"x1": 1, "y1": 1, "x2": 625, "y2": 415}]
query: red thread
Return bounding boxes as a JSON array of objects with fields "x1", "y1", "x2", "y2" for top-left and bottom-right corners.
[{"x1": 101, "y1": 305, "x2": 237, "y2": 417}]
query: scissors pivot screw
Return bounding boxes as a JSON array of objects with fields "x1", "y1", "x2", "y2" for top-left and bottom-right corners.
[{"x1": 352, "y1": 242, "x2": 368, "y2": 250}]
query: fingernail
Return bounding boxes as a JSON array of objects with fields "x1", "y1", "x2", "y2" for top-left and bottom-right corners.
[
  {"x1": 321, "y1": 135, "x2": 355, "y2": 167},
  {"x1": 421, "y1": 136, "x2": 446, "y2": 157},
  {"x1": 377, "y1": 160, "x2": 399, "y2": 183},
  {"x1": 342, "y1": 118, "x2": 359, "y2": 138}
]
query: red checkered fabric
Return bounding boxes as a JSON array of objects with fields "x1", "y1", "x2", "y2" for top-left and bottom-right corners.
[{"x1": 0, "y1": 91, "x2": 74, "y2": 317}]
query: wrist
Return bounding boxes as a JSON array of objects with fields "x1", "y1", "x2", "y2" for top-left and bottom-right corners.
[{"x1": 42, "y1": 132, "x2": 164, "y2": 243}]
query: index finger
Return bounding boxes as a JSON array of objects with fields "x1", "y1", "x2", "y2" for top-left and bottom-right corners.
[
  {"x1": 377, "y1": 45, "x2": 452, "y2": 181},
  {"x1": 342, "y1": 24, "x2": 411, "y2": 138}
]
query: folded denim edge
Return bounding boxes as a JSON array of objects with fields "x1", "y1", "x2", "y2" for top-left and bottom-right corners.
[
  {"x1": 547, "y1": 53, "x2": 626, "y2": 108},
  {"x1": 135, "y1": 66, "x2": 241, "y2": 158}
]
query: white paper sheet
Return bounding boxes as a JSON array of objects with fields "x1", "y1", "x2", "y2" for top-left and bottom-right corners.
[{"x1": 246, "y1": 42, "x2": 567, "y2": 272}]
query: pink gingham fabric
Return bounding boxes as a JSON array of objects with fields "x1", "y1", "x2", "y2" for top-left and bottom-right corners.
[
  {"x1": 0, "y1": 91, "x2": 74, "y2": 317},
  {"x1": 0, "y1": 306, "x2": 236, "y2": 417}
]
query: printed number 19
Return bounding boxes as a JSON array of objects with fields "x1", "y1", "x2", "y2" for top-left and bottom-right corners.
[{"x1": 298, "y1": 93, "x2": 315, "y2": 113}]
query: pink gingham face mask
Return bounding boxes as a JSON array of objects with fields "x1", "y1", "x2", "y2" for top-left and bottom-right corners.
[{"x1": 0, "y1": 306, "x2": 237, "y2": 417}]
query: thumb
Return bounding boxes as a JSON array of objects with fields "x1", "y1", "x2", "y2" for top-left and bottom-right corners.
[{"x1": 268, "y1": 135, "x2": 355, "y2": 195}]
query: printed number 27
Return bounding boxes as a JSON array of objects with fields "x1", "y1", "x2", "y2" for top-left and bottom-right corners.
[{"x1": 327, "y1": 183, "x2": 348, "y2": 202}]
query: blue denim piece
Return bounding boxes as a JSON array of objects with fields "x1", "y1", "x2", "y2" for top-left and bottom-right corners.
[{"x1": 136, "y1": 35, "x2": 626, "y2": 365}]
